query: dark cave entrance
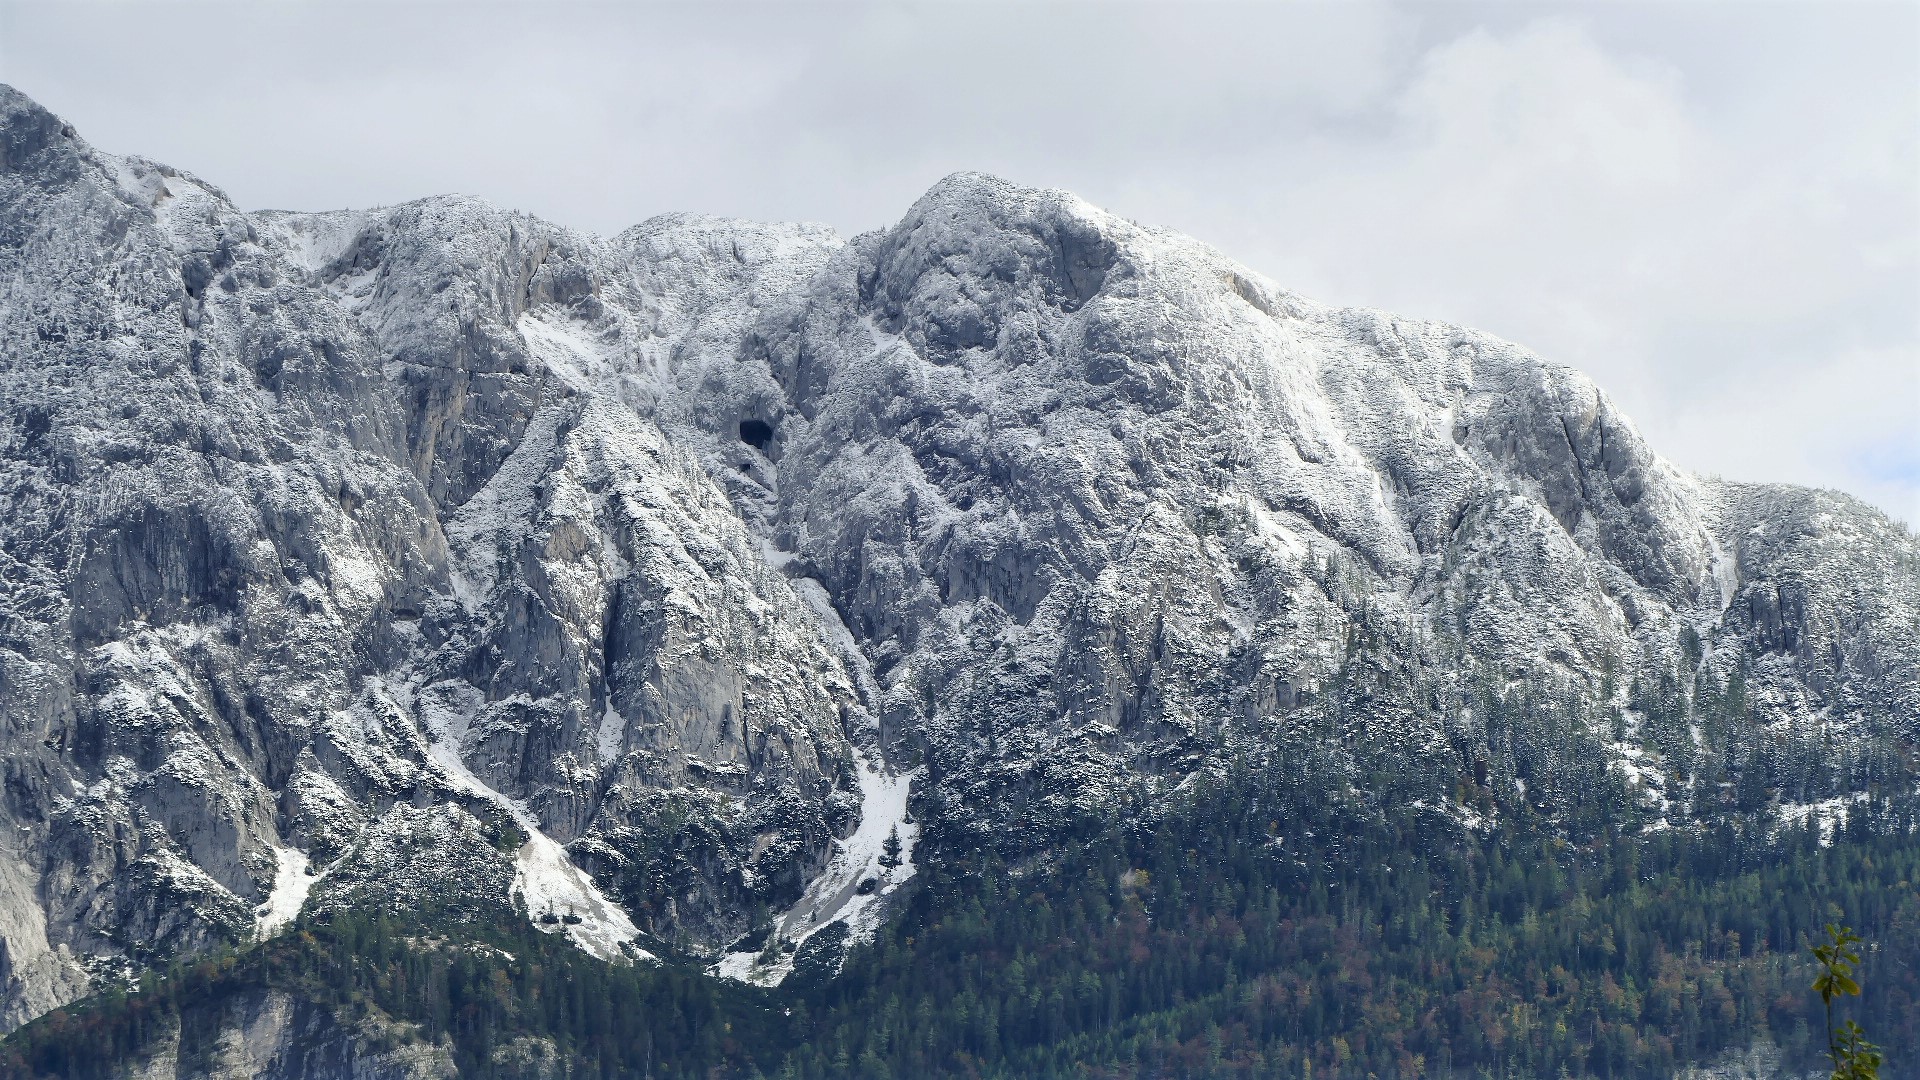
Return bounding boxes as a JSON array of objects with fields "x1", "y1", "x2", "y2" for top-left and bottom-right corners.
[{"x1": 739, "y1": 419, "x2": 775, "y2": 453}]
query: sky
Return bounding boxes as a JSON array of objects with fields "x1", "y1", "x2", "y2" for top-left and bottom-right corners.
[{"x1": 2, "y1": 1, "x2": 1915, "y2": 524}]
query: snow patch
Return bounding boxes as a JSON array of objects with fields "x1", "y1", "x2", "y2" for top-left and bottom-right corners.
[
  {"x1": 1609, "y1": 738, "x2": 1674, "y2": 818},
  {"x1": 254, "y1": 846, "x2": 314, "y2": 940},
  {"x1": 597, "y1": 703, "x2": 626, "y2": 765},
  {"x1": 712, "y1": 753, "x2": 920, "y2": 986},
  {"x1": 1707, "y1": 534, "x2": 1738, "y2": 614},
  {"x1": 756, "y1": 536, "x2": 798, "y2": 571},
  {"x1": 328, "y1": 550, "x2": 386, "y2": 607},
  {"x1": 520, "y1": 311, "x2": 618, "y2": 393},
  {"x1": 1776, "y1": 793, "x2": 1869, "y2": 847},
  {"x1": 256, "y1": 209, "x2": 371, "y2": 274},
  {"x1": 327, "y1": 263, "x2": 381, "y2": 313},
  {"x1": 793, "y1": 576, "x2": 881, "y2": 709}
]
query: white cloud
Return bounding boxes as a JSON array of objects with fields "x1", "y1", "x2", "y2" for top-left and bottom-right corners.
[{"x1": 1149, "y1": 15, "x2": 1917, "y2": 525}]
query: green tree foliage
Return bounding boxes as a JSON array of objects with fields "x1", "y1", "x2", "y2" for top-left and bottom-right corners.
[
  {"x1": 4, "y1": 792, "x2": 1913, "y2": 1079},
  {"x1": 0, "y1": 914, "x2": 784, "y2": 1080},
  {"x1": 779, "y1": 763, "x2": 1918, "y2": 1079},
  {"x1": 1814, "y1": 924, "x2": 1883, "y2": 1080}
]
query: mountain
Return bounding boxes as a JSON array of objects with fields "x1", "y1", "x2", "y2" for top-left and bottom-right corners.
[{"x1": 0, "y1": 84, "x2": 1913, "y2": 1078}]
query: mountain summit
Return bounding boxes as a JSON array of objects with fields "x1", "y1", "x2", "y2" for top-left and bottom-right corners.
[{"x1": 0, "y1": 85, "x2": 1912, "y2": 1073}]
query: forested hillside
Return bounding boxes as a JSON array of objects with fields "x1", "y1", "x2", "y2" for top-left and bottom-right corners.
[{"x1": 7, "y1": 758, "x2": 1914, "y2": 1078}]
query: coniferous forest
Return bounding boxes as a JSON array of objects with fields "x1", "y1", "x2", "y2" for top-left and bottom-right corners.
[
  {"x1": 4, "y1": 632, "x2": 1915, "y2": 1078},
  {"x1": 2, "y1": 746, "x2": 1913, "y2": 1079}
]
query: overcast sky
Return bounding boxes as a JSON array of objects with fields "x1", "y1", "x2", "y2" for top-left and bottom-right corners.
[{"x1": 2, "y1": 1, "x2": 1914, "y2": 523}]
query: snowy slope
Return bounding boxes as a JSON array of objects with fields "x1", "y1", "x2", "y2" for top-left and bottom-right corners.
[{"x1": 0, "y1": 84, "x2": 1911, "y2": 1035}]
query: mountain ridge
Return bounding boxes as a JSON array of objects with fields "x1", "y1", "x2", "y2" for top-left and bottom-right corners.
[{"x1": 0, "y1": 82, "x2": 1912, "y2": 1065}]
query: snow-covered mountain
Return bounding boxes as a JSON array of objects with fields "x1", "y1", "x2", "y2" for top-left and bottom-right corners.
[{"x1": 0, "y1": 83, "x2": 1911, "y2": 1031}]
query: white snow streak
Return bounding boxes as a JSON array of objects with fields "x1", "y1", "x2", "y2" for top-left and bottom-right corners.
[
  {"x1": 1707, "y1": 535, "x2": 1739, "y2": 615},
  {"x1": 422, "y1": 684, "x2": 650, "y2": 962},
  {"x1": 254, "y1": 846, "x2": 315, "y2": 941},
  {"x1": 713, "y1": 754, "x2": 920, "y2": 986}
]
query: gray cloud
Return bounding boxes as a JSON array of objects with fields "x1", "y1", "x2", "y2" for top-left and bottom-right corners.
[{"x1": 2, "y1": 0, "x2": 1912, "y2": 522}]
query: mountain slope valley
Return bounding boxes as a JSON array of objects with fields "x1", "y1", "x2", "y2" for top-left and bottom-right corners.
[{"x1": 0, "y1": 85, "x2": 1913, "y2": 1078}]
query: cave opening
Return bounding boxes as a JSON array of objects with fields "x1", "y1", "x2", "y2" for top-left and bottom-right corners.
[{"x1": 739, "y1": 419, "x2": 775, "y2": 452}]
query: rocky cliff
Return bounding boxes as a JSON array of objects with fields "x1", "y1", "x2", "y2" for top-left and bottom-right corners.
[{"x1": 0, "y1": 83, "x2": 1912, "y2": 1033}]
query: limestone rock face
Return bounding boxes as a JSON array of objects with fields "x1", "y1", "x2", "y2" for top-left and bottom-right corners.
[
  {"x1": 721, "y1": 173, "x2": 1913, "y2": 841},
  {"x1": 0, "y1": 85, "x2": 858, "y2": 1021},
  {"x1": 112, "y1": 988, "x2": 457, "y2": 1080},
  {"x1": 0, "y1": 87, "x2": 1912, "y2": 1029}
]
